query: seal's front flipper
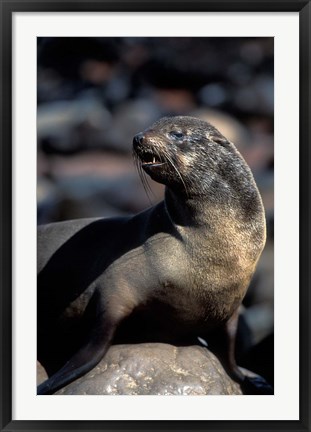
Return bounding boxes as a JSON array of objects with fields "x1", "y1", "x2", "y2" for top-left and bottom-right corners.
[
  {"x1": 206, "y1": 310, "x2": 274, "y2": 395},
  {"x1": 241, "y1": 375, "x2": 273, "y2": 395},
  {"x1": 37, "y1": 320, "x2": 116, "y2": 395}
]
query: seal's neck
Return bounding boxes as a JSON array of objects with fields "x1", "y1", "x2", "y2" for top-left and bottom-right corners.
[
  {"x1": 164, "y1": 189, "x2": 208, "y2": 228},
  {"x1": 164, "y1": 183, "x2": 264, "y2": 231}
]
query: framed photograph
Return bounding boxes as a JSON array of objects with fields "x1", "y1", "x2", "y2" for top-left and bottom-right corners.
[{"x1": 1, "y1": 1, "x2": 309, "y2": 431}]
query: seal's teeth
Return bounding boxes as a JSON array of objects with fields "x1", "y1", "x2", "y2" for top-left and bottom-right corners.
[{"x1": 153, "y1": 157, "x2": 156, "y2": 164}]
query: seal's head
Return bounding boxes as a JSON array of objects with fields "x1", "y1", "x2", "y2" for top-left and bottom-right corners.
[
  {"x1": 133, "y1": 116, "x2": 265, "y2": 226},
  {"x1": 133, "y1": 116, "x2": 255, "y2": 199}
]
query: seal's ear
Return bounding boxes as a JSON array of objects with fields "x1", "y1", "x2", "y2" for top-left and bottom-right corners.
[{"x1": 211, "y1": 134, "x2": 230, "y2": 148}]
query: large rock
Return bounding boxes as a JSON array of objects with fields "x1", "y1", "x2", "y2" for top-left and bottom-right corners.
[
  {"x1": 37, "y1": 361, "x2": 48, "y2": 385},
  {"x1": 53, "y1": 343, "x2": 242, "y2": 395}
]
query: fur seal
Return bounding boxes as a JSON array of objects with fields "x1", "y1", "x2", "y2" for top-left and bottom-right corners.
[{"x1": 37, "y1": 116, "x2": 272, "y2": 395}]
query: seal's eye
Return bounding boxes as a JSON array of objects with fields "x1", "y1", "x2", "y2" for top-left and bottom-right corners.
[{"x1": 170, "y1": 131, "x2": 184, "y2": 140}]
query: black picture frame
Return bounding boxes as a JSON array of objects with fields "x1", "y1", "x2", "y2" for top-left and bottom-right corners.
[{"x1": 1, "y1": 1, "x2": 310, "y2": 431}]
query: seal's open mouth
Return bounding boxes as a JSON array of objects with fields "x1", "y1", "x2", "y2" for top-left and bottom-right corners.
[{"x1": 138, "y1": 149, "x2": 166, "y2": 169}]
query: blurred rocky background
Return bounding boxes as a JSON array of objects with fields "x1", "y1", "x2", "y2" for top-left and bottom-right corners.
[{"x1": 37, "y1": 37, "x2": 274, "y2": 389}]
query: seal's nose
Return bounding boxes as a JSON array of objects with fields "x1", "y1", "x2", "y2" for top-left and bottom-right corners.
[{"x1": 133, "y1": 132, "x2": 144, "y2": 149}]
